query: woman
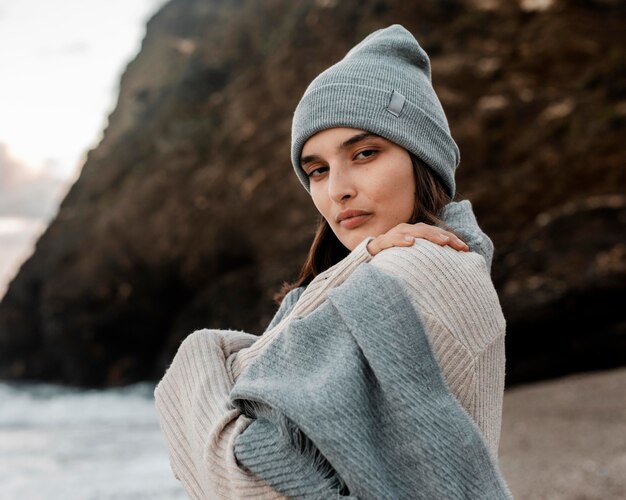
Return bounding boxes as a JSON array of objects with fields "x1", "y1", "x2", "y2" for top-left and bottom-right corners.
[{"x1": 155, "y1": 24, "x2": 511, "y2": 499}]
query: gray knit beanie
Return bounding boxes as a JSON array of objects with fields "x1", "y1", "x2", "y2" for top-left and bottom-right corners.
[{"x1": 291, "y1": 24, "x2": 460, "y2": 198}]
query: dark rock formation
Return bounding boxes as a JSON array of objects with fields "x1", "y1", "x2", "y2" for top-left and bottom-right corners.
[
  {"x1": 495, "y1": 195, "x2": 626, "y2": 385},
  {"x1": 0, "y1": 0, "x2": 624, "y2": 386}
]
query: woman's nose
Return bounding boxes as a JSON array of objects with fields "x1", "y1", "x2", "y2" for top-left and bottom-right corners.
[{"x1": 328, "y1": 166, "x2": 356, "y2": 203}]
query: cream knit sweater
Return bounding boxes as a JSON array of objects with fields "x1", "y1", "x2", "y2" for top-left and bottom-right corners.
[{"x1": 155, "y1": 208, "x2": 506, "y2": 499}]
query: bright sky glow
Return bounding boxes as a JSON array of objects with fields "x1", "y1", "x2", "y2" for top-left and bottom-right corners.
[
  {"x1": 0, "y1": 0, "x2": 167, "y2": 177},
  {"x1": 0, "y1": 0, "x2": 169, "y2": 298}
]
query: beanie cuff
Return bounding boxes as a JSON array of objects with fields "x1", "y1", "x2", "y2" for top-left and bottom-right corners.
[{"x1": 291, "y1": 83, "x2": 459, "y2": 198}]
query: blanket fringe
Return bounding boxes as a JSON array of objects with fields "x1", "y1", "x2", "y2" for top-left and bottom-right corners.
[{"x1": 237, "y1": 398, "x2": 350, "y2": 495}]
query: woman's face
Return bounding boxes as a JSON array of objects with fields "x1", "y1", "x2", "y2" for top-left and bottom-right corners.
[{"x1": 301, "y1": 127, "x2": 415, "y2": 251}]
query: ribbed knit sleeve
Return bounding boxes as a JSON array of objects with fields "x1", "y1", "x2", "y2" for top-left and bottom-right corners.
[
  {"x1": 474, "y1": 333, "x2": 506, "y2": 455},
  {"x1": 154, "y1": 237, "x2": 375, "y2": 499},
  {"x1": 154, "y1": 329, "x2": 288, "y2": 499}
]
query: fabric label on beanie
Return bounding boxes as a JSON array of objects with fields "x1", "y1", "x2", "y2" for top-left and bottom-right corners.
[{"x1": 386, "y1": 90, "x2": 406, "y2": 117}]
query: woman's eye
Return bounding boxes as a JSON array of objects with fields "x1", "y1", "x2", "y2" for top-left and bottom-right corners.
[
  {"x1": 355, "y1": 149, "x2": 377, "y2": 160},
  {"x1": 307, "y1": 166, "x2": 328, "y2": 178}
]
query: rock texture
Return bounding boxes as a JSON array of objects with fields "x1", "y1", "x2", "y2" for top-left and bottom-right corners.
[{"x1": 0, "y1": 0, "x2": 624, "y2": 386}]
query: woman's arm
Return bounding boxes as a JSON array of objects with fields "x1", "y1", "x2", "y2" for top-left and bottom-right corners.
[
  {"x1": 231, "y1": 263, "x2": 512, "y2": 499},
  {"x1": 369, "y1": 238, "x2": 506, "y2": 458},
  {"x1": 154, "y1": 199, "x2": 500, "y2": 496},
  {"x1": 154, "y1": 329, "x2": 288, "y2": 499}
]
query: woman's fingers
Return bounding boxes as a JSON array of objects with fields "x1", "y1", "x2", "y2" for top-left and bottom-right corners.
[
  {"x1": 367, "y1": 224, "x2": 470, "y2": 256},
  {"x1": 435, "y1": 231, "x2": 469, "y2": 251},
  {"x1": 407, "y1": 226, "x2": 469, "y2": 251},
  {"x1": 367, "y1": 233, "x2": 412, "y2": 256}
]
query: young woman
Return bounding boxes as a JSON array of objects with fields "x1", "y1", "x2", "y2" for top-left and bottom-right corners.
[{"x1": 155, "y1": 24, "x2": 511, "y2": 499}]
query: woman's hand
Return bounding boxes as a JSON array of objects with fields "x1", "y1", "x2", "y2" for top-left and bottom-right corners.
[{"x1": 366, "y1": 222, "x2": 469, "y2": 256}]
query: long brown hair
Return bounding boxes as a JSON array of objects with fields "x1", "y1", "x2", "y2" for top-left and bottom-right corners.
[{"x1": 273, "y1": 152, "x2": 460, "y2": 304}]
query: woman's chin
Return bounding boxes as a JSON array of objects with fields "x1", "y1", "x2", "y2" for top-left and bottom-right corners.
[
  {"x1": 339, "y1": 232, "x2": 368, "y2": 252},
  {"x1": 334, "y1": 222, "x2": 382, "y2": 252}
]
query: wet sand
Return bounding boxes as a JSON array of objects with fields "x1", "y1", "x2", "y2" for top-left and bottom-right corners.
[{"x1": 499, "y1": 366, "x2": 626, "y2": 499}]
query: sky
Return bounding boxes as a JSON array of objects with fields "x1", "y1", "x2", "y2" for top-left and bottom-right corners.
[{"x1": 0, "y1": 0, "x2": 170, "y2": 299}]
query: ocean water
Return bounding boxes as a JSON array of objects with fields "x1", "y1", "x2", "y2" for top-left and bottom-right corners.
[{"x1": 0, "y1": 382, "x2": 186, "y2": 499}]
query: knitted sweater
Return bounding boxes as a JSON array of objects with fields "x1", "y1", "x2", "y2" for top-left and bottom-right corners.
[
  {"x1": 154, "y1": 200, "x2": 507, "y2": 499},
  {"x1": 231, "y1": 262, "x2": 511, "y2": 499}
]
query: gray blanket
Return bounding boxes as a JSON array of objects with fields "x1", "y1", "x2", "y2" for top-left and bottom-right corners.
[{"x1": 230, "y1": 263, "x2": 513, "y2": 499}]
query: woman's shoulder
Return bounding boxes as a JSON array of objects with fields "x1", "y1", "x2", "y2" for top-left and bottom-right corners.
[
  {"x1": 370, "y1": 240, "x2": 505, "y2": 351},
  {"x1": 370, "y1": 238, "x2": 492, "y2": 285}
]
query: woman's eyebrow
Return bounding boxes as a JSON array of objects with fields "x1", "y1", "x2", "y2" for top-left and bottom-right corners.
[
  {"x1": 301, "y1": 132, "x2": 381, "y2": 166},
  {"x1": 338, "y1": 132, "x2": 381, "y2": 151}
]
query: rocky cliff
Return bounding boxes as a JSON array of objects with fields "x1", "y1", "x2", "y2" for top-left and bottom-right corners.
[{"x1": 0, "y1": 0, "x2": 624, "y2": 386}]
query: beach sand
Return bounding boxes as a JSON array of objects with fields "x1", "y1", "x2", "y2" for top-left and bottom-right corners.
[{"x1": 499, "y1": 366, "x2": 626, "y2": 499}]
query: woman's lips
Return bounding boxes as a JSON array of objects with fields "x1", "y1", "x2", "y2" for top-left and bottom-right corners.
[{"x1": 339, "y1": 213, "x2": 372, "y2": 229}]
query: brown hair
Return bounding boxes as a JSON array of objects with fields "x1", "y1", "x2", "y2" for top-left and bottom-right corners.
[{"x1": 273, "y1": 153, "x2": 461, "y2": 304}]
